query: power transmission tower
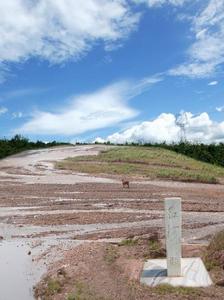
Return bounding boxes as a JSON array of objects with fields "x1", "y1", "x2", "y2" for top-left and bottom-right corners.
[{"x1": 175, "y1": 111, "x2": 188, "y2": 142}]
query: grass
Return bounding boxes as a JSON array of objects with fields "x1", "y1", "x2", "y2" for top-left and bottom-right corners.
[
  {"x1": 103, "y1": 245, "x2": 119, "y2": 265},
  {"x1": 67, "y1": 294, "x2": 76, "y2": 300},
  {"x1": 117, "y1": 235, "x2": 165, "y2": 260},
  {"x1": 56, "y1": 146, "x2": 224, "y2": 183},
  {"x1": 153, "y1": 283, "x2": 200, "y2": 296},
  {"x1": 46, "y1": 278, "x2": 62, "y2": 295},
  {"x1": 147, "y1": 239, "x2": 166, "y2": 259},
  {"x1": 67, "y1": 281, "x2": 109, "y2": 300},
  {"x1": 140, "y1": 235, "x2": 166, "y2": 259},
  {"x1": 204, "y1": 230, "x2": 224, "y2": 271},
  {"x1": 128, "y1": 281, "x2": 200, "y2": 298},
  {"x1": 119, "y1": 238, "x2": 138, "y2": 246},
  {"x1": 148, "y1": 239, "x2": 160, "y2": 251}
]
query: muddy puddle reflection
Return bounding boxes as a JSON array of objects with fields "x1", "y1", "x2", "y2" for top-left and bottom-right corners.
[{"x1": 0, "y1": 239, "x2": 45, "y2": 300}]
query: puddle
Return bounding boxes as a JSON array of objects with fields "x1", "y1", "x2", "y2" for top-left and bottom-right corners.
[{"x1": 0, "y1": 240, "x2": 45, "y2": 300}]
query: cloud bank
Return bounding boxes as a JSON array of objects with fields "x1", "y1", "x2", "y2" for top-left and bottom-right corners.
[{"x1": 95, "y1": 112, "x2": 224, "y2": 144}]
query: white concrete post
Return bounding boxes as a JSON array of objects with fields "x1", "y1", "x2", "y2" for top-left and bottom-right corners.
[{"x1": 165, "y1": 197, "x2": 182, "y2": 277}]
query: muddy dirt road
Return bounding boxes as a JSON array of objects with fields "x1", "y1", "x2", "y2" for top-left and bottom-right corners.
[{"x1": 0, "y1": 145, "x2": 224, "y2": 299}]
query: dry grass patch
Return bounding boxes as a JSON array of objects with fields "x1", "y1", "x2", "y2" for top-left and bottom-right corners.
[
  {"x1": 204, "y1": 230, "x2": 224, "y2": 271},
  {"x1": 104, "y1": 245, "x2": 120, "y2": 265}
]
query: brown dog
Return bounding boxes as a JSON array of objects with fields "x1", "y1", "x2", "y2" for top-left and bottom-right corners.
[{"x1": 122, "y1": 179, "x2": 129, "y2": 188}]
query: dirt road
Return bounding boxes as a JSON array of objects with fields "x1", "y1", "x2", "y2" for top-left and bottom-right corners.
[{"x1": 0, "y1": 145, "x2": 224, "y2": 299}]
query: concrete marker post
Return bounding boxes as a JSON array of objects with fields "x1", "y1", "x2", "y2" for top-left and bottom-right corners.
[{"x1": 165, "y1": 197, "x2": 182, "y2": 277}]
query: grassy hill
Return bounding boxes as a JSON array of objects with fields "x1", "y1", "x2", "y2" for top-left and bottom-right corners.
[{"x1": 56, "y1": 146, "x2": 224, "y2": 184}]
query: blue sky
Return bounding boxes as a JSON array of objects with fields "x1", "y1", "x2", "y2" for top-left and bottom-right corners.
[{"x1": 0, "y1": 0, "x2": 224, "y2": 143}]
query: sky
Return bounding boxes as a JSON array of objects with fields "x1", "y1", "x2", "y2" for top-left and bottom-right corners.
[{"x1": 0, "y1": 0, "x2": 224, "y2": 144}]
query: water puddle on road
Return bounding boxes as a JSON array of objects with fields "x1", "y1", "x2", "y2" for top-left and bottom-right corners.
[{"x1": 0, "y1": 239, "x2": 45, "y2": 300}]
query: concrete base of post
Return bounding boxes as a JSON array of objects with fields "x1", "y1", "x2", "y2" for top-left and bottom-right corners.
[{"x1": 140, "y1": 257, "x2": 212, "y2": 287}]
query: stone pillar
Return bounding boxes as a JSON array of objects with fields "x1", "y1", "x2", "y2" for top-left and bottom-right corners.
[{"x1": 165, "y1": 197, "x2": 182, "y2": 277}]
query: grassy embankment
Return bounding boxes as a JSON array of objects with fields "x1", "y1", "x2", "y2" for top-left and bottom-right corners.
[{"x1": 56, "y1": 146, "x2": 224, "y2": 183}]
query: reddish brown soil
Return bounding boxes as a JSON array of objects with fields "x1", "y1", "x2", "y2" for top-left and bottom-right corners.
[
  {"x1": 1, "y1": 182, "x2": 224, "y2": 212},
  {"x1": 10, "y1": 211, "x2": 155, "y2": 226},
  {"x1": 1, "y1": 182, "x2": 224, "y2": 233},
  {"x1": 72, "y1": 226, "x2": 161, "y2": 240},
  {"x1": 35, "y1": 241, "x2": 224, "y2": 300}
]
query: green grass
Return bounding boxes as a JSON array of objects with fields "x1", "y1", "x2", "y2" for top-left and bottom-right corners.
[
  {"x1": 67, "y1": 281, "x2": 109, "y2": 300},
  {"x1": 67, "y1": 294, "x2": 76, "y2": 300},
  {"x1": 148, "y1": 239, "x2": 160, "y2": 251},
  {"x1": 153, "y1": 284, "x2": 200, "y2": 296},
  {"x1": 46, "y1": 279, "x2": 62, "y2": 295},
  {"x1": 56, "y1": 146, "x2": 224, "y2": 183},
  {"x1": 119, "y1": 238, "x2": 138, "y2": 246}
]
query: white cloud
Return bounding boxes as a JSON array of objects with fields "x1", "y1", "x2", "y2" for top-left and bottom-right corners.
[
  {"x1": 208, "y1": 80, "x2": 218, "y2": 85},
  {"x1": 2, "y1": 0, "x2": 221, "y2": 82},
  {"x1": 0, "y1": 106, "x2": 8, "y2": 115},
  {"x1": 17, "y1": 82, "x2": 136, "y2": 135},
  {"x1": 169, "y1": 62, "x2": 217, "y2": 78},
  {"x1": 133, "y1": 0, "x2": 187, "y2": 7},
  {"x1": 216, "y1": 106, "x2": 224, "y2": 112},
  {"x1": 99, "y1": 111, "x2": 224, "y2": 144},
  {"x1": 106, "y1": 113, "x2": 180, "y2": 144},
  {"x1": 0, "y1": 0, "x2": 139, "y2": 66},
  {"x1": 125, "y1": 74, "x2": 163, "y2": 98},
  {"x1": 1, "y1": 0, "x2": 223, "y2": 82},
  {"x1": 94, "y1": 137, "x2": 106, "y2": 144},
  {"x1": 0, "y1": 62, "x2": 9, "y2": 83},
  {"x1": 12, "y1": 112, "x2": 23, "y2": 119},
  {"x1": 16, "y1": 75, "x2": 162, "y2": 136},
  {"x1": 170, "y1": 0, "x2": 224, "y2": 78},
  {"x1": 132, "y1": 0, "x2": 224, "y2": 78}
]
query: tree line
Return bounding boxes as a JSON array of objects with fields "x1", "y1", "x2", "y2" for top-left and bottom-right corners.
[
  {"x1": 0, "y1": 135, "x2": 69, "y2": 159},
  {"x1": 151, "y1": 142, "x2": 224, "y2": 167}
]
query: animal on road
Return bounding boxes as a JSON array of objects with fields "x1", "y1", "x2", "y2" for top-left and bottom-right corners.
[{"x1": 122, "y1": 179, "x2": 130, "y2": 188}]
